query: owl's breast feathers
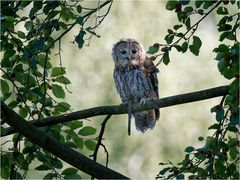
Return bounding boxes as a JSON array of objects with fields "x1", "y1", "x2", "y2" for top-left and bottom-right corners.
[{"x1": 114, "y1": 58, "x2": 159, "y2": 102}]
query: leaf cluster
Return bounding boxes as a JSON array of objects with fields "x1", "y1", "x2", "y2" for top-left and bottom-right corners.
[
  {"x1": 156, "y1": 0, "x2": 239, "y2": 179},
  {"x1": 1, "y1": 1, "x2": 112, "y2": 179}
]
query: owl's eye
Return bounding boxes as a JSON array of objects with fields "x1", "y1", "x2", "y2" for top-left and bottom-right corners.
[
  {"x1": 132, "y1": 49, "x2": 137, "y2": 54},
  {"x1": 120, "y1": 49, "x2": 127, "y2": 55}
]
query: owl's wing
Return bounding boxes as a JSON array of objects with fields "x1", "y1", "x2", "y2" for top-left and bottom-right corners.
[
  {"x1": 143, "y1": 58, "x2": 160, "y2": 121},
  {"x1": 149, "y1": 68, "x2": 159, "y2": 98},
  {"x1": 143, "y1": 57, "x2": 159, "y2": 98}
]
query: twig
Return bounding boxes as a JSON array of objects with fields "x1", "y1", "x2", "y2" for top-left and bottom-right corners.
[
  {"x1": 38, "y1": 50, "x2": 49, "y2": 121},
  {"x1": 47, "y1": 0, "x2": 112, "y2": 51},
  {"x1": 101, "y1": 143, "x2": 109, "y2": 167},
  {"x1": 156, "y1": 1, "x2": 222, "y2": 66},
  {"x1": 91, "y1": 114, "x2": 111, "y2": 162},
  {"x1": 91, "y1": 114, "x2": 111, "y2": 179}
]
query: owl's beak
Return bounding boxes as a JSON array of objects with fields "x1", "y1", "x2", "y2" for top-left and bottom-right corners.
[{"x1": 126, "y1": 56, "x2": 130, "y2": 61}]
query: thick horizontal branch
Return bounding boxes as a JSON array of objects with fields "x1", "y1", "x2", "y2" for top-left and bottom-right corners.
[
  {"x1": 1, "y1": 85, "x2": 229, "y2": 137},
  {"x1": 1, "y1": 102, "x2": 129, "y2": 179}
]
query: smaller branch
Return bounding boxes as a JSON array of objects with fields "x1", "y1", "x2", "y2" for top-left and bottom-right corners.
[
  {"x1": 38, "y1": 50, "x2": 49, "y2": 121},
  {"x1": 91, "y1": 114, "x2": 111, "y2": 179},
  {"x1": 47, "y1": 0, "x2": 112, "y2": 51},
  {"x1": 101, "y1": 143, "x2": 109, "y2": 167},
  {"x1": 91, "y1": 115, "x2": 111, "y2": 161}
]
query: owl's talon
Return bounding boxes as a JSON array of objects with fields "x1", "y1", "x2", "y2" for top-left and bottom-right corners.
[{"x1": 140, "y1": 98, "x2": 147, "y2": 106}]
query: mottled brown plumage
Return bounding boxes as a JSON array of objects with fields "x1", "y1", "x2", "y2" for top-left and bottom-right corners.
[{"x1": 112, "y1": 38, "x2": 159, "y2": 134}]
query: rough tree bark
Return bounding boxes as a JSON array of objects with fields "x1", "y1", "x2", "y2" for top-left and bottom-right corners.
[
  {"x1": 1, "y1": 85, "x2": 229, "y2": 137},
  {"x1": 1, "y1": 102, "x2": 129, "y2": 179}
]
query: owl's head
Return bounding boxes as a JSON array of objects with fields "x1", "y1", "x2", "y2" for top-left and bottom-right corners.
[{"x1": 112, "y1": 38, "x2": 146, "y2": 68}]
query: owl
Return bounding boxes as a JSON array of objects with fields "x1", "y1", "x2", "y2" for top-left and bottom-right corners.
[{"x1": 112, "y1": 38, "x2": 159, "y2": 135}]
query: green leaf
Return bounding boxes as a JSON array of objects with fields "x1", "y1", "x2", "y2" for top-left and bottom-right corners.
[
  {"x1": 220, "y1": 31, "x2": 235, "y2": 41},
  {"x1": 15, "y1": 153, "x2": 28, "y2": 170},
  {"x1": 62, "y1": 167, "x2": 78, "y2": 175},
  {"x1": 43, "y1": 173, "x2": 54, "y2": 180},
  {"x1": 213, "y1": 44, "x2": 229, "y2": 53},
  {"x1": 174, "y1": 45, "x2": 182, "y2": 52},
  {"x1": 215, "y1": 159, "x2": 226, "y2": 174},
  {"x1": 17, "y1": 31, "x2": 25, "y2": 39},
  {"x1": 33, "y1": 1, "x2": 43, "y2": 13},
  {"x1": 84, "y1": 140, "x2": 96, "y2": 151},
  {"x1": 76, "y1": 16, "x2": 84, "y2": 25},
  {"x1": 75, "y1": 30, "x2": 86, "y2": 49},
  {"x1": 163, "y1": 51, "x2": 170, "y2": 65},
  {"x1": 181, "y1": 41, "x2": 188, "y2": 53},
  {"x1": 229, "y1": 115, "x2": 239, "y2": 125},
  {"x1": 203, "y1": 1, "x2": 215, "y2": 9},
  {"x1": 8, "y1": 100, "x2": 19, "y2": 109},
  {"x1": 189, "y1": 36, "x2": 202, "y2": 56},
  {"x1": 24, "y1": 21, "x2": 33, "y2": 31},
  {"x1": 198, "y1": 9, "x2": 204, "y2": 15},
  {"x1": 215, "y1": 107, "x2": 224, "y2": 122},
  {"x1": 51, "y1": 158, "x2": 63, "y2": 169},
  {"x1": 147, "y1": 44, "x2": 159, "y2": 54},
  {"x1": 77, "y1": 5, "x2": 82, "y2": 13},
  {"x1": 176, "y1": 174, "x2": 184, "y2": 179},
  {"x1": 198, "y1": 136, "x2": 204, "y2": 141},
  {"x1": 1, "y1": 80, "x2": 9, "y2": 95},
  {"x1": 1, "y1": 166, "x2": 10, "y2": 179},
  {"x1": 195, "y1": 1, "x2": 203, "y2": 8},
  {"x1": 228, "y1": 163, "x2": 237, "y2": 176},
  {"x1": 35, "y1": 164, "x2": 51, "y2": 171},
  {"x1": 159, "y1": 167, "x2": 171, "y2": 175},
  {"x1": 226, "y1": 125, "x2": 238, "y2": 132},
  {"x1": 55, "y1": 76, "x2": 71, "y2": 84},
  {"x1": 206, "y1": 136, "x2": 216, "y2": 149},
  {"x1": 78, "y1": 126, "x2": 97, "y2": 136},
  {"x1": 38, "y1": 54, "x2": 52, "y2": 69},
  {"x1": 64, "y1": 173, "x2": 82, "y2": 179},
  {"x1": 184, "y1": 146, "x2": 195, "y2": 153},
  {"x1": 166, "y1": 1, "x2": 178, "y2": 11},
  {"x1": 20, "y1": 1, "x2": 32, "y2": 8},
  {"x1": 208, "y1": 123, "x2": 220, "y2": 130},
  {"x1": 51, "y1": 67, "x2": 65, "y2": 77},
  {"x1": 19, "y1": 107, "x2": 28, "y2": 118},
  {"x1": 185, "y1": 17, "x2": 191, "y2": 30},
  {"x1": 165, "y1": 34, "x2": 174, "y2": 44},
  {"x1": 184, "y1": 6, "x2": 193, "y2": 13},
  {"x1": 218, "y1": 24, "x2": 232, "y2": 32},
  {"x1": 55, "y1": 102, "x2": 71, "y2": 112},
  {"x1": 173, "y1": 24, "x2": 183, "y2": 30},
  {"x1": 48, "y1": 10, "x2": 60, "y2": 19},
  {"x1": 65, "y1": 121, "x2": 83, "y2": 130},
  {"x1": 73, "y1": 137, "x2": 84, "y2": 149},
  {"x1": 217, "y1": 7, "x2": 229, "y2": 15},
  {"x1": 52, "y1": 84, "x2": 65, "y2": 99}
]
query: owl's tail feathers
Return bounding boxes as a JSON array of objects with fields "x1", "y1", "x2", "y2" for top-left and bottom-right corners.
[
  {"x1": 133, "y1": 109, "x2": 159, "y2": 133},
  {"x1": 155, "y1": 108, "x2": 160, "y2": 121}
]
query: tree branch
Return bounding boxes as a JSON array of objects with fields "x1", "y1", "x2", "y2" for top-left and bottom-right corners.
[
  {"x1": 1, "y1": 85, "x2": 229, "y2": 137},
  {"x1": 0, "y1": 102, "x2": 129, "y2": 179}
]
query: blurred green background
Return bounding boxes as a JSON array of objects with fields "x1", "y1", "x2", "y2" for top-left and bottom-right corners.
[
  {"x1": 57, "y1": 1, "x2": 230, "y2": 178},
  {"x1": 2, "y1": 1, "x2": 233, "y2": 179}
]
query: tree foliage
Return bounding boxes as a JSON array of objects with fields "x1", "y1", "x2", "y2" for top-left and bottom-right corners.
[
  {"x1": 0, "y1": 0, "x2": 239, "y2": 179},
  {"x1": 152, "y1": 1, "x2": 239, "y2": 179},
  {"x1": 1, "y1": 1, "x2": 112, "y2": 179}
]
